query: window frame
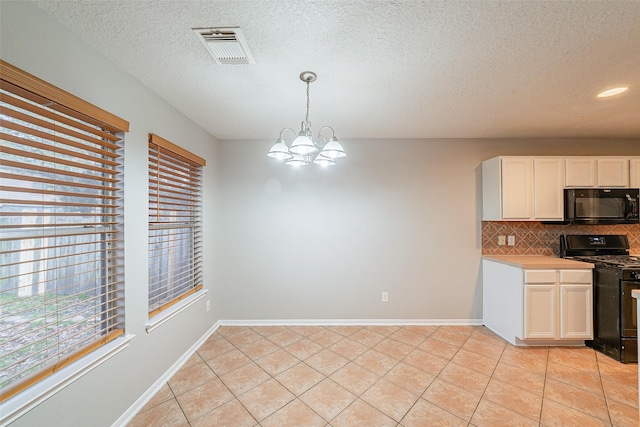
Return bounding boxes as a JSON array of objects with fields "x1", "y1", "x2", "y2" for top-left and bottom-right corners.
[
  {"x1": 147, "y1": 133, "x2": 205, "y2": 319},
  {"x1": 0, "y1": 60, "x2": 129, "y2": 405}
]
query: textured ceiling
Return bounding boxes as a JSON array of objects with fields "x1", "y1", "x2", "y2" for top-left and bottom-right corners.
[{"x1": 34, "y1": 0, "x2": 640, "y2": 140}]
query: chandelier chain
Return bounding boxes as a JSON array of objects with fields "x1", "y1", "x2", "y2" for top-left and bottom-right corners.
[{"x1": 305, "y1": 80, "x2": 310, "y2": 125}]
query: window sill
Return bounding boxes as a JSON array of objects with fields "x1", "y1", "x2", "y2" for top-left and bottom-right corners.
[
  {"x1": 146, "y1": 289, "x2": 208, "y2": 333},
  {"x1": 1, "y1": 334, "x2": 134, "y2": 426}
]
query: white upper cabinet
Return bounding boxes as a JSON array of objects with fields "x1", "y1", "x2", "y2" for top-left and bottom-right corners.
[
  {"x1": 630, "y1": 158, "x2": 640, "y2": 188},
  {"x1": 597, "y1": 158, "x2": 629, "y2": 187},
  {"x1": 565, "y1": 157, "x2": 629, "y2": 187},
  {"x1": 533, "y1": 158, "x2": 564, "y2": 220},
  {"x1": 501, "y1": 157, "x2": 532, "y2": 219},
  {"x1": 565, "y1": 158, "x2": 597, "y2": 187},
  {"x1": 483, "y1": 156, "x2": 635, "y2": 221},
  {"x1": 482, "y1": 156, "x2": 563, "y2": 221},
  {"x1": 482, "y1": 157, "x2": 531, "y2": 220}
]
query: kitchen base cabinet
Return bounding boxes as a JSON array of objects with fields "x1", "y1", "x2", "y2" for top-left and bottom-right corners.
[
  {"x1": 483, "y1": 258, "x2": 593, "y2": 346},
  {"x1": 524, "y1": 284, "x2": 556, "y2": 339},
  {"x1": 560, "y1": 284, "x2": 592, "y2": 339}
]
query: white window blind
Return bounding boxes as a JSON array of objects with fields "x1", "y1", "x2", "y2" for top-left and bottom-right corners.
[
  {"x1": 148, "y1": 133, "x2": 205, "y2": 317},
  {"x1": 0, "y1": 60, "x2": 129, "y2": 402}
]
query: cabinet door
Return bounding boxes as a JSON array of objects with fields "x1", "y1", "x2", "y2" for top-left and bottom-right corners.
[
  {"x1": 501, "y1": 158, "x2": 532, "y2": 219},
  {"x1": 533, "y1": 158, "x2": 564, "y2": 220},
  {"x1": 565, "y1": 158, "x2": 596, "y2": 187},
  {"x1": 560, "y1": 284, "x2": 593, "y2": 339},
  {"x1": 523, "y1": 284, "x2": 557, "y2": 339},
  {"x1": 630, "y1": 158, "x2": 640, "y2": 188},
  {"x1": 597, "y1": 158, "x2": 629, "y2": 187}
]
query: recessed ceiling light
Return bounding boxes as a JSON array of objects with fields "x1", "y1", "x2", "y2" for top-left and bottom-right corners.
[{"x1": 597, "y1": 87, "x2": 629, "y2": 98}]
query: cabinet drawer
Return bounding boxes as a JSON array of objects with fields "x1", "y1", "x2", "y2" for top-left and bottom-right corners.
[
  {"x1": 560, "y1": 270, "x2": 592, "y2": 284},
  {"x1": 524, "y1": 270, "x2": 556, "y2": 283}
]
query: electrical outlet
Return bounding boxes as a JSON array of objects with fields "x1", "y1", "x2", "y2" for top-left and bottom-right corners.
[
  {"x1": 206, "y1": 299, "x2": 211, "y2": 312},
  {"x1": 508, "y1": 235, "x2": 515, "y2": 246},
  {"x1": 381, "y1": 292, "x2": 389, "y2": 303},
  {"x1": 498, "y1": 235, "x2": 506, "y2": 245}
]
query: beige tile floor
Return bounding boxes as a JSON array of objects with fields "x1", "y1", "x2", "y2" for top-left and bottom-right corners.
[{"x1": 129, "y1": 325, "x2": 639, "y2": 426}]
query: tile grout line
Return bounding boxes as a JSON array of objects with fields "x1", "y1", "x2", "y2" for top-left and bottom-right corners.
[
  {"x1": 325, "y1": 326, "x2": 435, "y2": 426},
  {"x1": 594, "y1": 354, "x2": 616, "y2": 427},
  {"x1": 270, "y1": 326, "x2": 350, "y2": 425},
  {"x1": 395, "y1": 327, "x2": 473, "y2": 425},
  {"x1": 448, "y1": 331, "x2": 487, "y2": 425},
  {"x1": 406, "y1": 327, "x2": 499, "y2": 424},
  {"x1": 538, "y1": 347, "x2": 549, "y2": 427},
  {"x1": 395, "y1": 327, "x2": 445, "y2": 425},
  {"x1": 201, "y1": 341, "x2": 260, "y2": 426},
  {"x1": 544, "y1": 349, "x2": 621, "y2": 426},
  {"x1": 249, "y1": 327, "x2": 315, "y2": 425},
  {"x1": 320, "y1": 326, "x2": 400, "y2": 425},
  {"x1": 254, "y1": 325, "x2": 364, "y2": 426},
  {"x1": 201, "y1": 327, "x2": 276, "y2": 425}
]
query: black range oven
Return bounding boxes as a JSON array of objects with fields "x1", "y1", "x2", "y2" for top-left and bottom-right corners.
[{"x1": 561, "y1": 234, "x2": 640, "y2": 363}]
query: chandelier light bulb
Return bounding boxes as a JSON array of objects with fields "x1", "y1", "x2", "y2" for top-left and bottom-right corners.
[
  {"x1": 314, "y1": 153, "x2": 336, "y2": 167},
  {"x1": 286, "y1": 154, "x2": 307, "y2": 167},
  {"x1": 289, "y1": 127, "x2": 317, "y2": 155},
  {"x1": 267, "y1": 139, "x2": 293, "y2": 160},
  {"x1": 319, "y1": 137, "x2": 346, "y2": 159}
]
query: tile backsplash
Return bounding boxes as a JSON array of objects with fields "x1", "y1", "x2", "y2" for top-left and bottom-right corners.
[{"x1": 482, "y1": 222, "x2": 640, "y2": 256}]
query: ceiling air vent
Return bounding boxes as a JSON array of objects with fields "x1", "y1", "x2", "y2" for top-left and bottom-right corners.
[{"x1": 192, "y1": 27, "x2": 256, "y2": 64}]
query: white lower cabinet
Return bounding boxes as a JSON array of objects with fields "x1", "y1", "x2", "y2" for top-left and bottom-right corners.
[
  {"x1": 483, "y1": 259, "x2": 593, "y2": 345},
  {"x1": 522, "y1": 270, "x2": 593, "y2": 340},
  {"x1": 559, "y1": 270, "x2": 593, "y2": 339},
  {"x1": 523, "y1": 269, "x2": 592, "y2": 340},
  {"x1": 524, "y1": 284, "x2": 556, "y2": 339}
]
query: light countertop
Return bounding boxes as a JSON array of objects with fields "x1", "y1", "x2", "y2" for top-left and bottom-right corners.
[{"x1": 483, "y1": 255, "x2": 594, "y2": 269}]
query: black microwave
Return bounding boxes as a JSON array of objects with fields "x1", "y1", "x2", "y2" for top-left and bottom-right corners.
[{"x1": 565, "y1": 188, "x2": 640, "y2": 224}]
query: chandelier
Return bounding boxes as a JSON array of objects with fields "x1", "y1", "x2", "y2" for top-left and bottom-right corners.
[{"x1": 267, "y1": 71, "x2": 346, "y2": 167}]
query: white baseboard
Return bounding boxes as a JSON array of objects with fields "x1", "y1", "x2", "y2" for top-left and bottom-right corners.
[
  {"x1": 112, "y1": 321, "x2": 221, "y2": 427},
  {"x1": 219, "y1": 318, "x2": 484, "y2": 326}
]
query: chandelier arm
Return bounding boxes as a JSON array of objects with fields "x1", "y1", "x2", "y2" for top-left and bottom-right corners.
[
  {"x1": 278, "y1": 127, "x2": 298, "y2": 142},
  {"x1": 317, "y1": 126, "x2": 336, "y2": 139}
]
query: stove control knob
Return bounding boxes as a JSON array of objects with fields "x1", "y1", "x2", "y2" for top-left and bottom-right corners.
[{"x1": 631, "y1": 271, "x2": 640, "y2": 280}]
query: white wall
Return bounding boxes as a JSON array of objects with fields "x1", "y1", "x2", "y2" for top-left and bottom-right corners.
[
  {"x1": 1, "y1": 2, "x2": 220, "y2": 426},
  {"x1": 218, "y1": 139, "x2": 640, "y2": 321}
]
